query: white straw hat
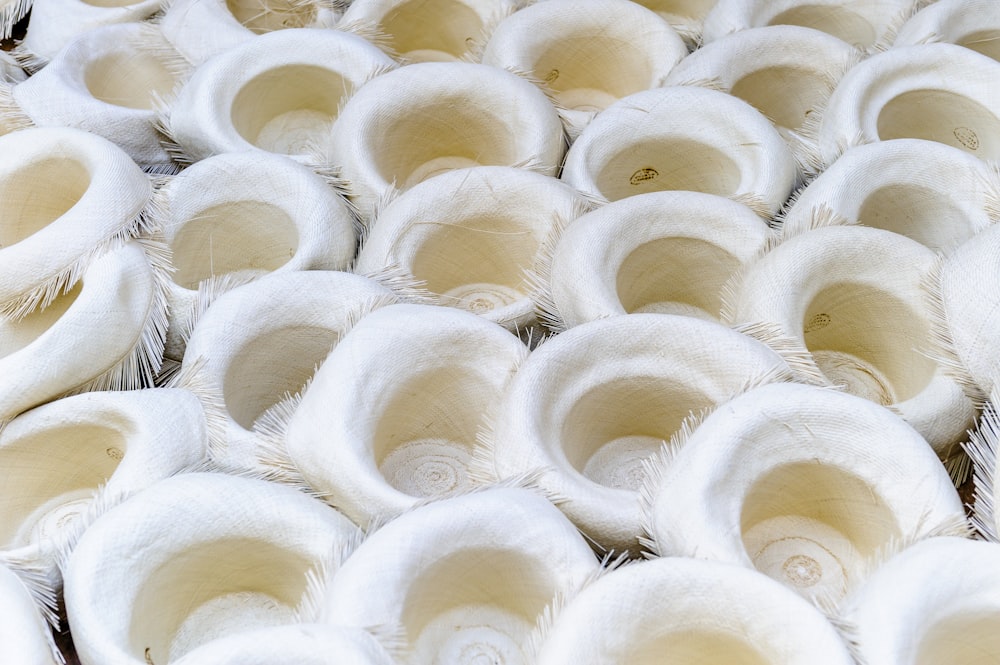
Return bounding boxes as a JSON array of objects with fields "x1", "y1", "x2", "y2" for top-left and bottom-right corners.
[
  {"x1": 171, "y1": 624, "x2": 396, "y2": 665},
  {"x1": 0, "y1": 126, "x2": 157, "y2": 321},
  {"x1": 17, "y1": 0, "x2": 164, "y2": 68},
  {"x1": 155, "y1": 151, "x2": 358, "y2": 362},
  {"x1": 159, "y1": 0, "x2": 339, "y2": 65},
  {"x1": 539, "y1": 191, "x2": 772, "y2": 331},
  {"x1": 561, "y1": 85, "x2": 795, "y2": 217},
  {"x1": 10, "y1": 22, "x2": 191, "y2": 173},
  {"x1": 701, "y1": 0, "x2": 921, "y2": 50},
  {"x1": 64, "y1": 472, "x2": 361, "y2": 665},
  {"x1": 778, "y1": 138, "x2": 1000, "y2": 252},
  {"x1": 164, "y1": 28, "x2": 394, "y2": 166},
  {"x1": 0, "y1": 240, "x2": 170, "y2": 424},
  {"x1": 481, "y1": 0, "x2": 687, "y2": 135},
  {"x1": 353, "y1": 166, "x2": 589, "y2": 330},
  {"x1": 534, "y1": 557, "x2": 855, "y2": 664},
  {"x1": 0, "y1": 388, "x2": 207, "y2": 582},
  {"x1": 0, "y1": 563, "x2": 60, "y2": 665},
  {"x1": 724, "y1": 224, "x2": 977, "y2": 459},
  {"x1": 279, "y1": 303, "x2": 527, "y2": 527},
  {"x1": 329, "y1": 61, "x2": 566, "y2": 222},
  {"x1": 644, "y1": 382, "x2": 965, "y2": 604},
  {"x1": 338, "y1": 0, "x2": 516, "y2": 63},
  {"x1": 842, "y1": 537, "x2": 1000, "y2": 665},
  {"x1": 320, "y1": 487, "x2": 600, "y2": 664},
  {"x1": 819, "y1": 43, "x2": 1000, "y2": 166},
  {"x1": 664, "y1": 25, "x2": 859, "y2": 175},
  {"x1": 893, "y1": 0, "x2": 1000, "y2": 61},
  {"x1": 179, "y1": 270, "x2": 397, "y2": 471},
  {"x1": 481, "y1": 313, "x2": 805, "y2": 554}
]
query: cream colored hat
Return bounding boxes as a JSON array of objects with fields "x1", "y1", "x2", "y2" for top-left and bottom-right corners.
[
  {"x1": 171, "y1": 624, "x2": 396, "y2": 665},
  {"x1": 534, "y1": 557, "x2": 855, "y2": 664},
  {"x1": 329, "y1": 61, "x2": 566, "y2": 222},
  {"x1": 778, "y1": 138, "x2": 1000, "y2": 252},
  {"x1": 664, "y1": 25, "x2": 859, "y2": 175},
  {"x1": 353, "y1": 166, "x2": 589, "y2": 330},
  {"x1": 179, "y1": 271, "x2": 397, "y2": 471},
  {"x1": 539, "y1": 191, "x2": 772, "y2": 331},
  {"x1": 561, "y1": 85, "x2": 795, "y2": 217},
  {"x1": 819, "y1": 43, "x2": 1000, "y2": 166},
  {"x1": 10, "y1": 22, "x2": 191, "y2": 173},
  {"x1": 481, "y1": 0, "x2": 687, "y2": 135},
  {"x1": 320, "y1": 487, "x2": 600, "y2": 664},
  {"x1": 0, "y1": 389, "x2": 207, "y2": 582},
  {"x1": 893, "y1": 0, "x2": 1000, "y2": 61},
  {"x1": 481, "y1": 314, "x2": 807, "y2": 555},
  {"x1": 645, "y1": 382, "x2": 964, "y2": 604},
  {"x1": 338, "y1": 0, "x2": 516, "y2": 63},
  {"x1": 159, "y1": 0, "x2": 339, "y2": 65},
  {"x1": 0, "y1": 240, "x2": 170, "y2": 424},
  {"x1": 0, "y1": 126, "x2": 157, "y2": 321},
  {"x1": 18, "y1": 0, "x2": 164, "y2": 67},
  {"x1": 278, "y1": 303, "x2": 527, "y2": 527},
  {"x1": 724, "y1": 224, "x2": 977, "y2": 459},
  {"x1": 155, "y1": 151, "x2": 358, "y2": 362},
  {"x1": 701, "y1": 0, "x2": 921, "y2": 50},
  {"x1": 164, "y1": 28, "x2": 394, "y2": 166},
  {"x1": 0, "y1": 563, "x2": 60, "y2": 665},
  {"x1": 842, "y1": 537, "x2": 1000, "y2": 665},
  {"x1": 64, "y1": 472, "x2": 361, "y2": 665}
]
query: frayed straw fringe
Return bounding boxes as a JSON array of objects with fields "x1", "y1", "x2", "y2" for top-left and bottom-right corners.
[
  {"x1": 965, "y1": 398, "x2": 1000, "y2": 542},
  {"x1": 0, "y1": 560, "x2": 64, "y2": 663},
  {"x1": 0, "y1": 0, "x2": 30, "y2": 40},
  {"x1": 9, "y1": 41, "x2": 47, "y2": 74},
  {"x1": 52, "y1": 484, "x2": 130, "y2": 584},
  {"x1": 294, "y1": 524, "x2": 367, "y2": 623},
  {"x1": 461, "y1": 3, "x2": 516, "y2": 63},
  {"x1": 359, "y1": 264, "x2": 437, "y2": 305},
  {"x1": 870, "y1": 0, "x2": 938, "y2": 53},
  {"x1": 163, "y1": 356, "x2": 230, "y2": 461},
  {"x1": 944, "y1": 451, "x2": 972, "y2": 488},
  {"x1": 0, "y1": 80, "x2": 33, "y2": 133},
  {"x1": 336, "y1": 18, "x2": 398, "y2": 57},
  {"x1": 524, "y1": 212, "x2": 571, "y2": 334},
  {"x1": 151, "y1": 88, "x2": 195, "y2": 171},
  {"x1": 732, "y1": 321, "x2": 833, "y2": 387},
  {"x1": 177, "y1": 271, "x2": 261, "y2": 346}
]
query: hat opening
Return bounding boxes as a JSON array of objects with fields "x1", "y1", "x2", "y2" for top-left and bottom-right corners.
[
  {"x1": 169, "y1": 201, "x2": 299, "y2": 290},
  {"x1": 227, "y1": 0, "x2": 317, "y2": 34},
  {"x1": 876, "y1": 89, "x2": 1000, "y2": 160},
  {"x1": 84, "y1": 51, "x2": 178, "y2": 110},
  {"x1": 629, "y1": 631, "x2": 769, "y2": 665},
  {"x1": 0, "y1": 283, "x2": 81, "y2": 356},
  {"x1": 959, "y1": 30, "x2": 1000, "y2": 62},
  {"x1": 768, "y1": 5, "x2": 875, "y2": 48},
  {"x1": 0, "y1": 158, "x2": 90, "y2": 248},
  {"x1": 918, "y1": 613, "x2": 1000, "y2": 664},
  {"x1": 616, "y1": 237, "x2": 739, "y2": 319},
  {"x1": 381, "y1": 0, "x2": 483, "y2": 62},
  {"x1": 802, "y1": 282, "x2": 935, "y2": 406},
  {"x1": 857, "y1": 183, "x2": 969, "y2": 251},
  {"x1": 562, "y1": 377, "x2": 709, "y2": 491},
  {"x1": 731, "y1": 64, "x2": 826, "y2": 133},
  {"x1": 741, "y1": 461, "x2": 899, "y2": 602},
  {"x1": 231, "y1": 65, "x2": 348, "y2": 156},
  {"x1": 634, "y1": 0, "x2": 715, "y2": 21},
  {"x1": 595, "y1": 140, "x2": 740, "y2": 202}
]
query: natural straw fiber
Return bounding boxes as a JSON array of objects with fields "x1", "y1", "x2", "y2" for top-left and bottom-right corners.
[
  {"x1": 0, "y1": 563, "x2": 60, "y2": 665},
  {"x1": 893, "y1": 0, "x2": 1000, "y2": 61}
]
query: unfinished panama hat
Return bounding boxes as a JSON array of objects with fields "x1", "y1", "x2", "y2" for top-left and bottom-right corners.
[
  {"x1": 0, "y1": 563, "x2": 60, "y2": 665},
  {"x1": 353, "y1": 166, "x2": 589, "y2": 330},
  {"x1": 9, "y1": 22, "x2": 191, "y2": 172},
  {"x1": 819, "y1": 43, "x2": 1000, "y2": 166},
  {"x1": 843, "y1": 537, "x2": 1000, "y2": 664},
  {"x1": 0, "y1": 389, "x2": 207, "y2": 583},
  {"x1": 701, "y1": 0, "x2": 921, "y2": 50},
  {"x1": 64, "y1": 472, "x2": 361, "y2": 665},
  {"x1": 321, "y1": 487, "x2": 600, "y2": 665},
  {"x1": 330, "y1": 61, "x2": 566, "y2": 222},
  {"x1": 479, "y1": 314, "x2": 811, "y2": 555},
  {"x1": 0, "y1": 126, "x2": 157, "y2": 321},
  {"x1": 724, "y1": 224, "x2": 977, "y2": 461},
  {"x1": 17, "y1": 0, "x2": 164, "y2": 68},
  {"x1": 154, "y1": 151, "x2": 358, "y2": 362},
  {"x1": 481, "y1": 0, "x2": 687, "y2": 135},
  {"x1": 538, "y1": 191, "x2": 772, "y2": 331},
  {"x1": 0, "y1": 240, "x2": 169, "y2": 424},
  {"x1": 893, "y1": 0, "x2": 1000, "y2": 61},
  {"x1": 275, "y1": 304, "x2": 528, "y2": 527},
  {"x1": 180, "y1": 271, "x2": 397, "y2": 471},
  {"x1": 664, "y1": 25, "x2": 859, "y2": 175},
  {"x1": 533, "y1": 557, "x2": 855, "y2": 664},
  {"x1": 159, "y1": 0, "x2": 339, "y2": 65},
  {"x1": 338, "y1": 0, "x2": 516, "y2": 63},
  {"x1": 561, "y1": 85, "x2": 796, "y2": 217},
  {"x1": 164, "y1": 28, "x2": 394, "y2": 166},
  {"x1": 778, "y1": 138, "x2": 1000, "y2": 252},
  {"x1": 644, "y1": 382, "x2": 964, "y2": 604},
  {"x1": 171, "y1": 624, "x2": 396, "y2": 665}
]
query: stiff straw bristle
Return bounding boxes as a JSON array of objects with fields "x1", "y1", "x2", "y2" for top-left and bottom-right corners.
[
  {"x1": 523, "y1": 209, "x2": 572, "y2": 334},
  {"x1": 732, "y1": 321, "x2": 832, "y2": 387},
  {"x1": 965, "y1": 398, "x2": 1000, "y2": 542},
  {"x1": 1, "y1": 560, "x2": 65, "y2": 664},
  {"x1": 164, "y1": 356, "x2": 230, "y2": 462},
  {"x1": 637, "y1": 438, "x2": 684, "y2": 560}
]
